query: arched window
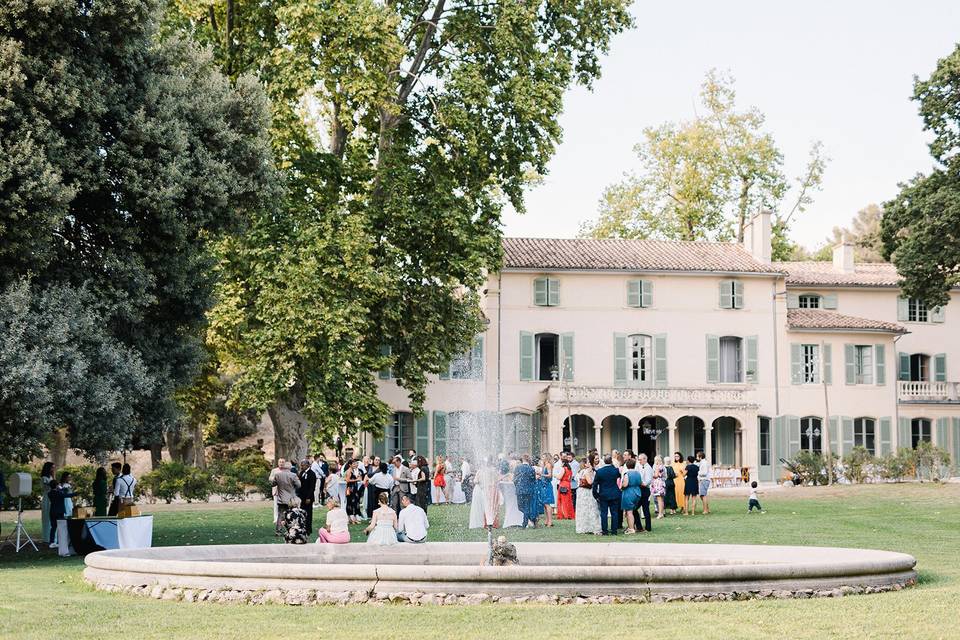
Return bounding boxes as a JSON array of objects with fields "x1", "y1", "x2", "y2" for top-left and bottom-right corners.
[
  {"x1": 798, "y1": 294, "x2": 821, "y2": 309},
  {"x1": 911, "y1": 418, "x2": 932, "y2": 449},
  {"x1": 628, "y1": 334, "x2": 651, "y2": 383},
  {"x1": 800, "y1": 416, "x2": 822, "y2": 454},
  {"x1": 854, "y1": 417, "x2": 876, "y2": 454}
]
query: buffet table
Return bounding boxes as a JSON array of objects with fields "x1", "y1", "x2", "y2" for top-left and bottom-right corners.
[{"x1": 56, "y1": 515, "x2": 154, "y2": 557}]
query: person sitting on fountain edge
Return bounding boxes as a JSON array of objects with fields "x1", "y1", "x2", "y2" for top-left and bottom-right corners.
[{"x1": 397, "y1": 494, "x2": 429, "y2": 543}]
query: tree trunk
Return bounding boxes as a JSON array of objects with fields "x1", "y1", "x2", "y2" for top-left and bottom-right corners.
[
  {"x1": 267, "y1": 392, "x2": 309, "y2": 466},
  {"x1": 150, "y1": 442, "x2": 164, "y2": 469},
  {"x1": 50, "y1": 427, "x2": 69, "y2": 468},
  {"x1": 193, "y1": 422, "x2": 206, "y2": 470},
  {"x1": 736, "y1": 179, "x2": 752, "y2": 242},
  {"x1": 165, "y1": 429, "x2": 184, "y2": 463}
]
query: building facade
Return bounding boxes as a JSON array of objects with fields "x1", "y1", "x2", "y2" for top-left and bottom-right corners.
[{"x1": 368, "y1": 212, "x2": 960, "y2": 480}]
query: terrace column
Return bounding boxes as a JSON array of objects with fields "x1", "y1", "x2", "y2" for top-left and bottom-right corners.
[
  {"x1": 630, "y1": 424, "x2": 640, "y2": 452},
  {"x1": 668, "y1": 425, "x2": 678, "y2": 454},
  {"x1": 594, "y1": 423, "x2": 603, "y2": 454},
  {"x1": 704, "y1": 425, "x2": 714, "y2": 463}
]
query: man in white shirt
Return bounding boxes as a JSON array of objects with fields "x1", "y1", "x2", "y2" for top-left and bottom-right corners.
[
  {"x1": 636, "y1": 453, "x2": 653, "y2": 532},
  {"x1": 696, "y1": 451, "x2": 712, "y2": 515},
  {"x1": 397, "y1": 495, "x2": 429, "y2": 543}
]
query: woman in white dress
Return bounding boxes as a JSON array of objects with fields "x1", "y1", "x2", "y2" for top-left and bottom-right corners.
[
  {"x1": 575, "y1": 457, "x2": 601, "y2": 535},
  {"x1": 468, "y1": 460, "x2": 501, "y2": 529},
  {"x1": 364, "y1": 492, "x2": 398, "y2": 545}
]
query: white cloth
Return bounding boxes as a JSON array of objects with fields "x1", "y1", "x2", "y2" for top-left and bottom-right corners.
[
  {"x1": 431, "y1": 484, "x2": 446, "y2": 504},
  {"x1": 366, "y1": 522, "x2": 398, "y2": 546},
  {"x1": 575, "y1": 485, "x2": 601, "y2": 534},
  {"x1": 461, "y1": 460, "x2": 472, "y2": 478},
  {"x1": 57, "y1": 516, "x2": 154, "y2": 557},
  {"x1": 498, "y1": 482, "x2": 524, "y2": 528},
  {"x1": 468, "y1": 484, "x2": 490, "y2": 529},
  {"x1": 551, "y1": 460, "x2": 564, "y2": 497},
  {"x1": 451, "y1": 481, "x2": 467, "y2": 504},
  {"x1": 370, "y1": 471, "x2": 394, "y2": 491},
  {"x1": 398, "y1": 504, "x2": 429, "y2": 541},
  {"x1": 325, "y1": 507, "x2": 349, "y2": 534},
  {"x1": 698, "y1": 459, "x2": 712, "y2": 480},
  {"x1": 468, "y1": 466, "x2": 501, "y2": 529}
]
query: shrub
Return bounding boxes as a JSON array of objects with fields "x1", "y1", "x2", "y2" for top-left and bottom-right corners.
[
  {"x1": 0, "y1": 462, "x2": 41, "y2": 509},
  {"x1": 140, "y1": 462, "x2": 189, "y2": 503},
  {"x1": 59, "y1": 464, "x2": 97, "y2": 507},
  {"x1": 880, "y1": 449, "x2": 914, "y2": 482},
  {"x1": 787, "y1": 451, "x2": 839, "y2": 485},
  {"x1": 181, "y1": 465, "x2": 215, "y2": 502},
  {"x1": 913, "y1": 441, "x2": 952, "y2": 482},
  {"x1": 841, "y1": 447, "x2": 876, "y2": 484}
]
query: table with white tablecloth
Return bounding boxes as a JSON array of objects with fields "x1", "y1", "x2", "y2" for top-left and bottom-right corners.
[{"x1": 57, "y1": 515, "x2": 154, "y2": 557}]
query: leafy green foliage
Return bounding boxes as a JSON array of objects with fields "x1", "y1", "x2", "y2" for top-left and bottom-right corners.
[
  {"x1": 167, "y1": 0, "x2": 634, "y2": 453},
  {"x1": 841, "y1": 447, "x2": 878, "y2": 484},
  {"x1": 786, "y1": 451, "x2": 839, "y2": 486},
  {"x1": 59, "y1": 464, "x2": 98, "y2": 508},
  {"x1": 883, "y1": 44, "x2": 960, "y2": 306},
  {"x1": 913, "y1": 441, "x2": 953, "y2": 482},
  {"x1": 583, "y1": 70, "x2": 826, "y2": 258},
  {"x1": 880, "y1": 448, "x2": 916, "y2": 483},
  {"x1": 0, "y1": 0, "x2": 276, "y2": 458}
]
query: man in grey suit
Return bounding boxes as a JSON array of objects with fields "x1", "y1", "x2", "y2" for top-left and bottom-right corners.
[{"x1": 271, "y1": 461, "x2": 301, "y2": 535}]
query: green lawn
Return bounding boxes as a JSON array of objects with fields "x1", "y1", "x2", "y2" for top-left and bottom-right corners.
[{"x1": 1, "y1": 483, "x2": 958, "y2": 639}]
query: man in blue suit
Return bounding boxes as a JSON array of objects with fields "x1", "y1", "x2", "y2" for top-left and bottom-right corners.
[
  {"x1": 513, "y1": 454, "x2": 539, "y2": 528},
  {"x1": 592, "y1": 454, "x2": 622, "y2": 535}
]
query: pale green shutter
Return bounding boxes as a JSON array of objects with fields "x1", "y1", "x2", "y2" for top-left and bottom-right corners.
[
  {"x1": 745, "y1": 335, "x2": 758, "y2": 383},
  {"x1": 788, "y1": 416, "x2": 801, "y2": 458},
  {"x1": 626, "y1": 280, "x2": 641, "y2": 307},
  {"x1": 823, "y1": 344, "x2": 832, "y2": 384},
  {"x1": 373, "y1": 428, "x2": 386, "y2": 460},
  {"x1": 842, "y1": 417, "x2": 854, "y2": 454},
  {"x1": 844, "y1": 344, "x2": 856, "y2": 385},
  {"x1": 472, "y1": 336, "x2": 484, "y2": 379},
  {"x1": 378, "y1": 344, "x2": 392, "y2": 379},
  {"x1": 898, "y1": 352, "x2": 910, "y2": 381},
  {"x1": 897, "y1": 296, "x2": 908, "y2": 321},
  {"x1": 822, "y1": 294, "x2": 838, "y2": 310},
  {"x1": 934, "y1": 354, "x2": 947, "y2": 382},
  {"x1": 953, "y1": 417, "x2": 960, "y2": 470},
  {"x1": 719, "y1": 281, "x2": 733, "y2": 309},
  {"x1": 416, "y1": 414, "x2": 430, "y2": 456},
  {"x1": 614, "y1": 333, "x2": 627, "y2": 386},
  {"x1": 879, "y1": 417, "x2": 892, "y2": 456},
  {"x1": 875, "y1": 344, "x2": 886, "y2": 385},
  {"x1": 931, "y1": 305, "x2": 946, "y2": 323},
  {"x1": 733, "y1": 281, "x2": 744, "y2": 308},
  {"x1": 547, "y1": 278, "x2": 560, "y2": 306},
  {"x1": 790, "y1": 343, "x2": 803, "y2": 384},
  {"x1": 898, "y1": 417, "x2": 911, "y2": 450},
  {"x1": 774, "y1": 416, "x2": 787, "y2": 466},
  {"x1": 706, "y1": 335, "x2": 720, "y2": 383},
  {"x1": 531, "y1": 412, "x2": 541, "y2": 458},
  {"x1": 936, "y1": 417, "x2": 949, "y2": 449},
  {"x1": 654, "y1": 334, "x2": 667, "y2": 386},
  {"x1": 533, "y1": 278, "x2": 548, "y2": 306},
  {"x1": 641, "y1": 280, "x2": 653, "y2": 308},
  {"x1": 433, "y1": 411, "x2": 447, "y2": 456},
  {"x1": 519, "y1": 332, "x2": 535, "y2": 381},
  {"x1": 828, "y1": 417, "x2": 839, "y2": 456},
  {"x1": 786, "y1": 293, "x2": 799, "y2": 309},
  {"x1": 561, "y1": 333, "x2": 574, "y2": 381}
]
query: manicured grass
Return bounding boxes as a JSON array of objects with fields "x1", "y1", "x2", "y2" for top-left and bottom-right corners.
[{"x1": 1, "y1": 483, "x2": 958, "y2": 639}]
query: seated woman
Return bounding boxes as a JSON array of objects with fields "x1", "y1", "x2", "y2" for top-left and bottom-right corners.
[
  {"x1": 364, "y1": 492, "x2": 398, "y2": 546},
  {"x1": 316, "y1": 498, "x2": 351, "y2": 544},
  {"x1": 280, "y1": 497, "x2": 309, "y2": 544}
]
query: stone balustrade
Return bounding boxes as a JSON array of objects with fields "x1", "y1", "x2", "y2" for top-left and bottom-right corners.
[
  {"x1": 897, "y1": 380, "x2": 960, "y2": 403},
  {"x1": 544, "y1": 384, "x2": 756, "y2": 408}
]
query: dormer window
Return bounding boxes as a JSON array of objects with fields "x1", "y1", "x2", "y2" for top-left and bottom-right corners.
[
  {"x1": 798, "y1": 294, "x2": 820, "y2": 309},
  {"x1": 533, "y1": 277, "x2": 560, "y2": 307}
]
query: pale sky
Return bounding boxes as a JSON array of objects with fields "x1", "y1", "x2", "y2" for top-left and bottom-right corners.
[{"x1": 501, "y1": 1, "x2": 960, "y2": 251}]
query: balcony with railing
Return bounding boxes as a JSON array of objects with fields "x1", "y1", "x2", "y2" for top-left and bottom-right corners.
[
  {"x1": 898, "y1": 380, "x2": 960, "y2": 403},
  {"x1": 544, "y1": 384, "x2": 757, "y2": 408}
]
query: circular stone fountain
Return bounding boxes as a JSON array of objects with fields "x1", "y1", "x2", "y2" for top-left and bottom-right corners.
[{"x1": 84, "y1": 541, "x2": 916, "y2": 605}]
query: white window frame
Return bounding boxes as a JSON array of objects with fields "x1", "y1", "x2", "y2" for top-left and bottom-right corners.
[
  {"x1": 628, "y1": 334, "x2": 652, "y2": 384},
  {"x1": 800, "y1": 416, "x2": 823, "y2": 454},
  {"x1": 854, "y1": 345, "x2": 874, "y2": 384},
  {"x1": 718, "y1": 336, "x2": 743, "y2": 383},
  {"x1": 798, "y1": 294, "x2": 821, "y2": 309},
  {"x1": 802, "y1": 344, "x2": 820, "y2": 384},
  {"x1": 853, "y1": 417, "x2": 876, "y2": 454},
  {"x1": 908, "y1": 298, "x2": 929, "y2": 323}
]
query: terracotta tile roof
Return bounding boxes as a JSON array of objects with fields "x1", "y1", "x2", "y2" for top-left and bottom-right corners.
[
  {"x1": 787, "y1": 309, "x2": 907, "y2": 334},
  {"x1": 502, "y1": 237, "x2": 784, "y2": 274},
  {"x1": 781, "y1": 261, "x2": 900, "y2": 287}
]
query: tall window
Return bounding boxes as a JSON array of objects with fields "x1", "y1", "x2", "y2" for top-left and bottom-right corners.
[
  {"x1": 799, "y1": 294, "x2": 821, "y2": 309},
  {"x1": 759, "y1": 417, "x2": 771, "y2": 466},
  {"x1": 802, "y1": 344, "x2": 820, "y2": 383},
  {"x1": 908, "y1": 298, "x2": 928, "y2": 322},
  {"x1": 854, "y1": 417, "x2": 876, "y2": 454},
  {"x1": 909, "y1": 354, "x2": 930, "y2": 382},
  {"x1": 911, "y1": 418, "x2": 932, "y2": 449},
  {"x1": 719, "y1": 336, "x2": 743, "y2": 383},
  {"x1": 448, "y1": 337, "x2": 484, "y2": 380},
  {"x1": 629, "y1": 334, "x2": 651, "y2": 383},
  {"x1": 535, "y1": 333, "x2": 559, "y2": 381},
  {"x1": 386, "y1": 412, "x2": 415, "y2": 455},
  {"x1": 800, "y1": 417, "x2": 823, "y2": 454},
  {"x1": 854, "y1": 345, "x2": 874, "y2": 384}
]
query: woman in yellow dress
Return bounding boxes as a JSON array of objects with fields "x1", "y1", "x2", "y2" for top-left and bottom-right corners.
[{"x1": 671, "y1": 451, "x2": 686, "y2": 512}]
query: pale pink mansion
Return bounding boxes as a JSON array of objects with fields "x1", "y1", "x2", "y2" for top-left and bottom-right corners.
[{"x1": 369, "y1": 212, "x2": 960, "y2": 481}]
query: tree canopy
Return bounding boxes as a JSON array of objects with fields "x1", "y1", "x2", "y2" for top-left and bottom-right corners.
[
  {"x1": 883, "y1": 44, "x2": 960, "y2": 306},
  {"x1": 582, "y1": 71, "x2": 826, "y2": 260},
  {"x1": 0, "y1": 0, "x2": 275, "y2": 459},
  {"x1": 167, "y1": 0, "x2": 634, "y2": 459}
]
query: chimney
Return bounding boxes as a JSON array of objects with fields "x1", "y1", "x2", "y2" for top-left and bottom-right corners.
[
  {"x1": 742, "y1": 210, "x2": 772, "y2": 263},
  {"x1": 832, "y1": 243, "x2": 855, "y2": 273}
]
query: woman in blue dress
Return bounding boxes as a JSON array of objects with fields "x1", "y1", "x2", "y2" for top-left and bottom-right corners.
[
  {"x1": 621, "y1": 458, "x2": 643, "y2": 534},
  {"x1": 538, "y1": 454, "x2": 555, "y2": 527}
]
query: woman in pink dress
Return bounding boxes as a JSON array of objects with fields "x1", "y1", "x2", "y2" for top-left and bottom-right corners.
[{"x1": 316, "y1": 498, "x2": 351, "y2": 544}]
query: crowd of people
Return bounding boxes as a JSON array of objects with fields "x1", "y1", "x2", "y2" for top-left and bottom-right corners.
[
  {"x1": 36, "y1": 460, "x2": 137, "y2": 547},
  {"x1": 272, "y1": 447, "x2": 736, "y2": 545}
]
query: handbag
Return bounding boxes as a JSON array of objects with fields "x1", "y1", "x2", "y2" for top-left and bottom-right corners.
[{"x1": 558, "y1": 485, "x2": 569, "y2": 494}]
